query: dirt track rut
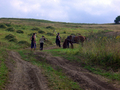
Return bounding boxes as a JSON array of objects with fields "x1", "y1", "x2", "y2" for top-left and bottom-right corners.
[
  {"x1": 34, "y1": 51, "x2": 119, "y2": 90},
  {"x1": 5, "y1": 51, "x2": 49, "y2": 90},
  {"x1": 5, "y1": 49, "x2": 120, "y2": 90}
]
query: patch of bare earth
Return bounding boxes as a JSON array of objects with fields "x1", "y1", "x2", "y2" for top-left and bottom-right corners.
[
  {"x1": 34, "y1": 51, "x2": 120, "y2": 90},
  {"x1": 5, "y1": 51, "x2": 49, "y2": 90}
]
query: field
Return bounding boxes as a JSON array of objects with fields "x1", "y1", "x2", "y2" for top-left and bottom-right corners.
[{"x1": 0, "y1": 18, "x2": 120, "y2": 90}]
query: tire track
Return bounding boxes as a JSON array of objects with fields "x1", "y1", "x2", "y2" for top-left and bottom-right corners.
[
  {"x1": 35, "y1": 51, "x2": 119, "y2": 90},
  {"x1": 5, "y1": 51, "x2": 49, "y2": 90}
]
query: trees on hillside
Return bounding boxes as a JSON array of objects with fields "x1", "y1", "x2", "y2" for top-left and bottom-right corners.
[{"x1": 114, "y1": 15, "x2": 120, "y2": 24}]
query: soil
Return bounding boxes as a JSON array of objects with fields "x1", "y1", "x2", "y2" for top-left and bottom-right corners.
[
  {"x1": 5, "y1": 51, "x2": 49, "y2": 90},
  {"x1": 4, "y1": 31, "x2": 120, "y2": 90},
  {"x1": 34, "y1": 51, "x2": 120, "y2": 90}
]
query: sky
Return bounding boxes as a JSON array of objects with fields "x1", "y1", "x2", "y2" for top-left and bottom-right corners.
[{"x1": 0, "y1": 0, "x2": 120, "y2": 24}]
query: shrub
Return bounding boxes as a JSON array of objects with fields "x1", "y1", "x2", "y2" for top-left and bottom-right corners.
[
  {"x1": 63, "y1": 31, "x2": 66, "y2": 34},
  {"x1": 46, "y1": 26, "x2": 54, "y2": 29},
  {"x1": 18, "y1": 41, "x2": 29, "y2": 46},
  {"x1": 31, "y1": 27, "x2": 40, "y2": 31},
  {"x1": 16, "y1": 30, "x2": 24, "y2": 34},
  {"x1": 6, "y1": 27, "x2": 15, "y2": 32},
  {"x1": 38, "y1": 30, "x2": 45, "y2": 34},
  {"x1": 0, "y1": 24, "x2": 7, "y2": 28},
  {"x1": 28, "y1": 33, "x2": 33, "y2": 36},
  {"x1": 71, "y1": 33, "x2": 76, "y2": 36},
  {"x1": 5, "y1": 23, "x2": 11, "y2": 27},
  {"x1": 5, "y1": 34, "x2": 17, "y2": 42},
  {"x1": 46, "y1": 32, "x2": 54, "y2": 36},
  {"x1": 9, "y1": 38, "x2": 17, "y2": 42}
]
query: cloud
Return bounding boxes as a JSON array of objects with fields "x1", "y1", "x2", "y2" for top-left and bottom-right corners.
[
  {"x1": 0, "y1": 0, "x2": 120, "y2": 23},
  {"x1": 10, "y1": 0, "x2": 40, "y2": 13},
  {"x1": 9, "y1": 0, "x2": 70, "y2": 22}
]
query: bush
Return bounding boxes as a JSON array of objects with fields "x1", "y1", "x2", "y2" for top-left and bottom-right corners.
[
  {"x1": 0, "y1": 24, "x2": 7, "y2": 28},
  {"x1": 6, "y1": 27, "x2": 15, "y2": 32},
  {"x1": 71, "y1": 33, "x2": 76, "y2": 36},
  {"x1": 5, "y1": 23, "x2": 11, "y2": 27},
  {"x1": 28, "y1": 33, "x2": 33, "y2": 36},
  {"x1": 46, "y1": 26, "x2": 54, "y2": 29},
  {"x1": 16, "y1": 30, "x2": 24, "y2": 34},
  {"x1": 46, "y1": 32, "x2": 54, "y2": 36},
  {"x1": 63, "y1": 31, "x2": 66, "y2": 34},
  {"x1": 38, "y1": 30, "x2": 45, "y2": 34},
  {"x1": 18, "y1": 41, "x2": 29, "y2": 46},
  {"x1": 31, "y1": 27, "x2": 40, "y2": 31},
  {"x1": 5, "y1": 34, "x2": 17, "y2": 42}
]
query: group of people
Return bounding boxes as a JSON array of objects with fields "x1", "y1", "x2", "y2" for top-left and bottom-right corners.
[
  {"x1": 30, "y1": 33, "x2": 61, "y2": 51},
  {"x1": 30, "y1": 33, "x2": 46, "y2": 51}
]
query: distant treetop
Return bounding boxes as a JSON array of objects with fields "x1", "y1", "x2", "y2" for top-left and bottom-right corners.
[{"x1": 114, "y1": 15, "x2": 120, "y2": 24}]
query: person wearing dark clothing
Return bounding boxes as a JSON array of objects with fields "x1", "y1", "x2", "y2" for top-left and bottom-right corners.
[
  {"x1": 66, "y1": 36, "x2": 70, "y2": 48},
  {"x1": 56, "y1": 33, "x2": 61, "y2": 47},
  {"x1": 30, "y1": 33, "x2": 36, "y2": 51},
  {"x1": 39, "y1": 36, "x2": 46, "y2": 50}
]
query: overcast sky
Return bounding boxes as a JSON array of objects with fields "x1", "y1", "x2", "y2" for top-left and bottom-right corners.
[{"x1": 0, "y1": 0, "x2": 120, "y2": 23}]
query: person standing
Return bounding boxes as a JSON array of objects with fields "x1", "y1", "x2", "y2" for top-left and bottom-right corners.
[
  {"x1": 56, "y1": 33, "x2": 61, "y2": 47},
  {"x1": 30, "y1": 33, "x2": 36, "y2": 51},
  {"x1": 39, "y1": 36, "x2": 46, "y2": 50}
]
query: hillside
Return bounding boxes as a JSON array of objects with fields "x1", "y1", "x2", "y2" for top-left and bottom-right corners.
[{"x1": 0, "y1": 18, "x2": 120, "y2": 90}]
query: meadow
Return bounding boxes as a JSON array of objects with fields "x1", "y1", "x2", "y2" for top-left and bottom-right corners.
[{"x1": 0, "y1": 18, "x2": 120, "y2": 89}]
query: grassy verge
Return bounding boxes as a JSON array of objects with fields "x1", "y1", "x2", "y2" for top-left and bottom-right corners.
[
  {"x1": 18, "y1": 50, "x2": 82, "y2": 90},
  {"x1": 0, "y1": 49, "x2": 8, "y2": 90},
  {"x1": 46, "y1": 47, "x2": 120, "y2": 81}
]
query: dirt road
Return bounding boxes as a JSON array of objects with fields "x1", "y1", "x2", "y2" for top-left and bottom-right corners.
[
  {"x1": 34, "y1": 51, "x2": 119, "y2": 90},
  {"x1": 4, "y1": 31, "x2": 120, "y2": 90},
  {"x1": 5, "y1": 46, "x2": 120, "y2": 90},
  {"x1": 5, "y1": 51, "x2": 49, "y2": 90}
]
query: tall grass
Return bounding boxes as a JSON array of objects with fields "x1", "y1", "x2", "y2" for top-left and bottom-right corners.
[
  {"x1": 59, "y1": 31, "x2": 120, "y2": 71},
  {"x1": 80, "y1": 37, "x2": 120, "y2": 70}
]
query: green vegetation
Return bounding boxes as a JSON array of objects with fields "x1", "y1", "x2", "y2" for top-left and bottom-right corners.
[
  {"x1": 46, "y1": 32, "x2": 55, "y2": 36},
  {"x1": 46, "y1": 26, "x2": 55, "y2": 29},
  {"x1": 0, "y1": 49, "x2": 8, "y2": 90},
  {"x1": 114, "y1": 15, "x2": 120, "y2": 24},
  {"x1": 6, "y1": 27, "x2": 15, "y2": 32},
  {"x1": 18, "y1": 41, "x2": 29, "y2": 47},
  {"x1": 5, "y1": 34, "x2": 17, "y2": 42},
  {"x1": 0, "y1": 18, "x2": 120, "y2": 89},
  {"x1": 38, "y1": 30, "x2": 45, "y2": 34},
  {"x1": 31, "y1": 27, "x2": 40, "y2": 31},
  {"x1": 16, "y1": 30, "x2": 24, "y2": 34},
  {"x1": 18, "y1": 50, "x2": 82, "y2": 90},
  {"x1": 0, "y1": 24, "x2": 7, "y2": 28},
  {"x1": 46, "y1": 30, "x2": 120, "y2": 80}
]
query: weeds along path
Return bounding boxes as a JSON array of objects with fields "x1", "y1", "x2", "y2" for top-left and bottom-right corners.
[
  {"x1": 5, "y1": 51, "x2": 49, "y2": 90},
  {"x1": 34, "y1": 51, "x2": 119, "y2": 90}
]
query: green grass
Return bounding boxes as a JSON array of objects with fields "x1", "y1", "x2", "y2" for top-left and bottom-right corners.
[
  {"x1": 18, "y1": 50, "x2": 82, "y2": 90},
  {"x1": 84, "y1": 66, "x2": 120, "y2": 81},
  {"x1": 46, "y1": 48, "x2": 120, "y2": 81},
  {"x1": 0, "y1": 49, "x2": 8, "y2": 90},
  {"x1": 46, "y1": 33, "x2": 120, "y2": 81},
  {"x1": 0, "y1": 18, "x2": 120, "y2": 89}
]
